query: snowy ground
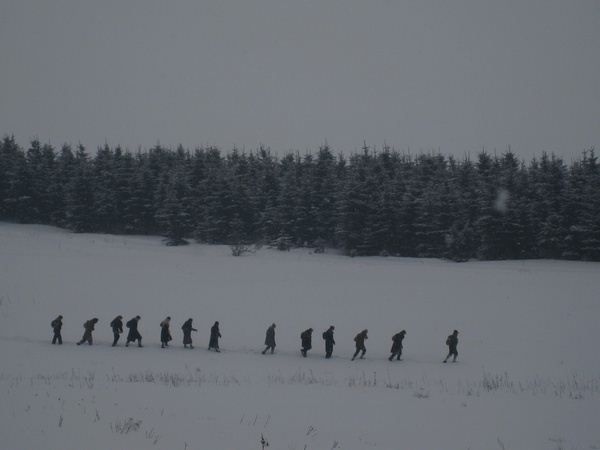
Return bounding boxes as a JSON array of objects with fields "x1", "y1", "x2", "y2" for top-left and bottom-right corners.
[{"x1": 0, "y1": 223, "x2": 599, "y2": 450}]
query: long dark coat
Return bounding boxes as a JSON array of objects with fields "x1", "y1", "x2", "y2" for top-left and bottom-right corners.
[
  {"x1": 265, "y1": 325, "x2": 276, "y2": 347},
  {"x1": 181, "y1": 319, "x2": 197, "y2": 345},
  {"x1": 160, "y1": 320, "x2": 172, "y2": 343},
  {"x1": 209, "y1": 323, "x2": 221, "y2": 348},
  {"x1": 323, "y1": 328, "x2": 335, "y2": 354},
  {"x1": 300, "y1": 329, "x2": 312, "y2": 350},
  {"x1": 126, "y1": 318, "x2": 142, "y2": 342},
  {"x1": 391, "y1": 332, "x2": 405, "y2": 353}
]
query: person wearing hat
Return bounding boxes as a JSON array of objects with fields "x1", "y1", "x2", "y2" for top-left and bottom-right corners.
[
  {"x1": 126, "y1": 315, "x2": 143, "y2": 347},
  {"x1": 322, "y1": 325, "x2": 336, "y2": 359},
  {"x1": 351, "y1": 329, "x2": 368, "y2": 361},
  {"x1": 181, "y1": 318, "x2": 197, "y2": 349},
  {"x1": 77, "y1": 318, "x2": 99, "y2": 345},
  {"x1": 389, "y1": 330, "x2": 406, "y2": 361},
  {"x1": 443, "y1": 329, "x2": 459, "y2": 363},
  {"x1": 51, "y1": 315, "x2": 63, "y2": 345},
  {"x1": 110, "y1": 315, "x2": 123, "y2": 347},
  {"x1": 160, "y1": 316, "x2": 172, "y2": 348},
  {"x1": 300, "y1": 328, "x2": 313, "y2": 357},
  {"x1": 209, "y1": 321, "x2": 221, "y2": 352}
]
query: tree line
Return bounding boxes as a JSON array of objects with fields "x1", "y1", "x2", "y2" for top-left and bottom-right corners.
[{"x1": 1, "y1": 135, "x2": 598, "y2": 261}]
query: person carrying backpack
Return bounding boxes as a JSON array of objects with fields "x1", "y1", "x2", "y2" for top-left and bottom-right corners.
[
  {"x1": 51, "y1": 315, "x2": 63, "y2": 345},
  {"x1": 300, "y1": 328, "x2": 313, "y2": 357},
  {"x1": 126, "y1": 315, "x2": 143, "y2": 347},
  {"x1": 443, "y1": 330, "x2": 459, "y2": 363},
  {"x1": 389, "y1": 330, "x2": 406, "y2": 361},
  {"x1": 77, "y1": 318, "x2": 98, "y2": 345},
  {"x1": 322, "y1": 326, "x2": 335, "y2": 358},
  {"x1": 351, "y1": 329, "x2": 368, "y2": 361}
]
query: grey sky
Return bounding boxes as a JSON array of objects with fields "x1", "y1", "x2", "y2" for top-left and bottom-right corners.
[{"x1": 1, "y1": 0, "x2": 598, "y2": 160}]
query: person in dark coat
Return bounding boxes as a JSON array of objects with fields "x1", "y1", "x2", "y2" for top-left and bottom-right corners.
[
  {"x1": 126, "y1": 315, "x2": 143, "y2": 347},
  {"x1": 209, "y1": 321, "x2": 221, "y2": 352},
  {"x1": 181, "y1": 318, "x2": 197, "y2": 349},
  {"x1": 77, "y1": 318, "x2": 99, "y2": 345},
  {"x1": 443, "y1": 330, "x2": 459, "y2": 363},
  {"x1": 262, "y1": 323, "x2": 276, "y2": 354},
  {"x1": 160, "y1": 317, "x2": 172, "y2": 348},
  {"x1": 322, "y1": 326, "x2": 335, "y2": 358},
  {"x1": 110, "y1": 315, "x2": 123, "y2": 347},
  {"x1": 51, "y1": 315, "x2": 63, "y2": 345},
  {"x1": 300, "y1": 328, "x2": 313, "y2": 357},
  {"x1": 351, "y1": 329, "x2": 368, "y2": 360},
  {"x1": 389, "y1": 330, "x2": 406, "y2": 361}
]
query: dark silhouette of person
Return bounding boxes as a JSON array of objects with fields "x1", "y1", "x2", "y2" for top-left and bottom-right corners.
[
  {"x1": 322, "y1": 326, "x2": 335, "y2": 358},
  {"x1": 300, "y1": 328, "x2": 313, "y2": 357},
  {"x1": 181, "y1": 318, "x2": 197, "y2": 349},
  {"x1": 126, "y1": 315, "x2": 143, "y2": 347},
  {"x1": 77, "y1": 318, "x2": 98, "y2": 345},
  {"x1": 389, "y1": 330, "x2": 406, "y2": 361},
  {"x1": 262, "y1": 323, "x2": 276, "y2": 354},
  {"x1": 352, "y1": 329, "x2": 368, "y2": 360},
  {"x1": 51, "y1": 315, "x2": 63, "y2": 345},
  {"x1": 209, "y1": 321, "x2": 221, "y2": 352},
  {"x1": 160, "y1": 317, "x2": 172, "y2": 348},
  {"x1": 110, "y1": 315, "x2": 123, "y2": 347},
  {"x1": 443, "y1": 330, "x2": 459, "y2": 363}
]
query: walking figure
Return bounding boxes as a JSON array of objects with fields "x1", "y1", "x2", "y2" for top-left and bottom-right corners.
[
  {"x1": 181, "y1": 318, "x2": 197, "y2": 349},
  {"x1": 322, "y1": 326, "x2": 335, "y2": 358},
  {"x1": 443, "y1": 330, "x2": 459, "y2": 363},
  {"x1": 51, "y1": 315, "x2": 63, "y2": 345},
  {"x1": 77, "y1": 318, "x2": 98, "y2": 345},
  {"x1": 300, "y1": 328, "x2": 313, "y2": 357},
  {"x1": 352, "y1": 329, "x2": 368, "y2": 360},
  {"x1": 110, "y1": 315, "x2": 123, "y2": 347},
  {"x1": 389, "y1": 330, "x2": 406, "y2": 361},
  {"x1": 160, "y1": 317, "x2": 172, "y2": 348},
  {"x1": 209, "y1": 321, "x2": 221, "y2": 352},
  {"x1": 262, "y1": 323, "x2": 276, "y2": 354},
  {"x1": 126, "y1": 315, "x2": 143, "y2": 347}
]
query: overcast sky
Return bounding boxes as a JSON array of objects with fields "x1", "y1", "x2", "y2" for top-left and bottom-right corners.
[{"x1": 1, "y1": 0, "x2": 598, "y2": 160}]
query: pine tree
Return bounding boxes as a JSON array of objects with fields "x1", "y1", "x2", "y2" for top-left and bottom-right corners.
[
  {"x1": 65, "y1": 145, "x2": 95, "y2": 232},
  {"x1": 155, "y1": 166, "x2": 194, "y2": 245}
]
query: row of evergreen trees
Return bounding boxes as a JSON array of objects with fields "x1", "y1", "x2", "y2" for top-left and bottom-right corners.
[{"x1": 1, "y1": 135, "x2": 598, "y2": 261}]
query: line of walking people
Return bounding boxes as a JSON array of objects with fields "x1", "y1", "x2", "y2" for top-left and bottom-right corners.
[{"x1": 51, "y1": 315, "x2": 460, "y2": 363}]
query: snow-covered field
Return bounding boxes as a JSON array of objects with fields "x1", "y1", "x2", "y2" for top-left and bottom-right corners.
[{"x1": 0, "y1": 223, "x2": 599, "y2": 450}]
